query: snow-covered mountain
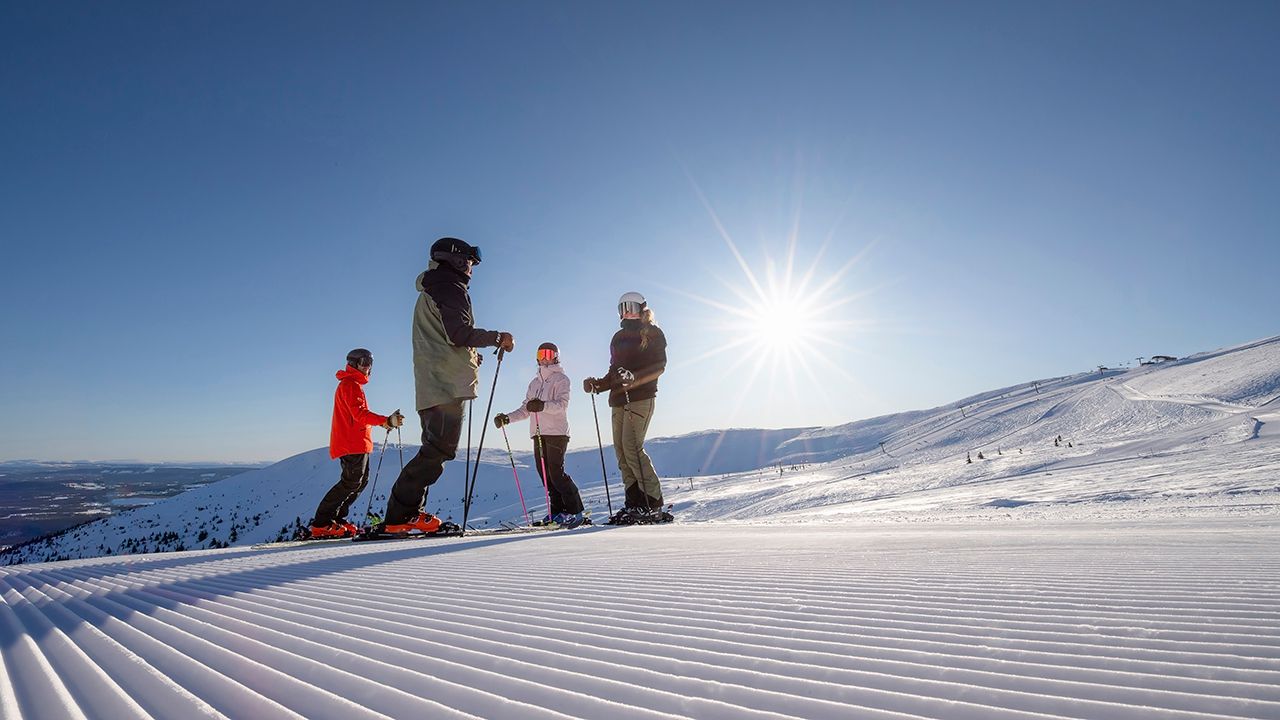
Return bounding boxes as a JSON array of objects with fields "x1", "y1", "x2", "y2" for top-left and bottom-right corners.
[
  {"x1": 4, "y1": 334, "x2": 1278, "y2": 565},
  {"x1": 1, "y1": 334, "x2": 1278, "y2": 719}
]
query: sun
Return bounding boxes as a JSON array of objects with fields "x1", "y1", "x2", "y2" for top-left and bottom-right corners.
[
  {"x1": 669, "y1": 232, "x2": 869, "y2": 400},
  {"x1": 664, "y1": 174, "x2": 875, "y2": 419},
  {"x1": 751, "y1": 278, "x2": 825, "y2": 348}
]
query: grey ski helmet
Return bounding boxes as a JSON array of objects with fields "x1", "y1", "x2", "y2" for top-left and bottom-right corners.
[
  {"x1": 618, "y1": 291, "x2": 646, "y2": 318},
  {"x1": 346, "y1": 348, "x2": 373, "y2": 369}
]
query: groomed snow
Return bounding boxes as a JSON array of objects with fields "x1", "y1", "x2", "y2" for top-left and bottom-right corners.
[{"x1": 1, "y1": 519, "x2": 1278, "y2": 719}]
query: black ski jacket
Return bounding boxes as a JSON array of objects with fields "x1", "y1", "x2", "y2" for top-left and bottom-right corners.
[
  {"x1": 420, "y1": 265, "x2": 500, "y2": 349},
  {"x1": 598, "y1": 321, "x2": 667, "y2": 408}
]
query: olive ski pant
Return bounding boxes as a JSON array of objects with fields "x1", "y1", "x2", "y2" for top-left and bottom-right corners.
[{"x1": 611, "y1": 398, "x2": 663, "y2": 509}]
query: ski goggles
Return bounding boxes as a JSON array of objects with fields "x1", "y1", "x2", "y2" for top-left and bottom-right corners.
[
  {"x1": 618, "y1": 301, "x2": 645, "y2": 317},
  {"x1": 536, "y1": 348, "x2": 558, "y2": 363}
]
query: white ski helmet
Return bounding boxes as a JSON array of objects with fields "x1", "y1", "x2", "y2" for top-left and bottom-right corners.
[{"x1": 618, "y1": 291, "x2": 646, "y2": 318}]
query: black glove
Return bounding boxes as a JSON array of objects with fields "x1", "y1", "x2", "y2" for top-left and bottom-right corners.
[
  {"x1": 496, "y1": 331, "x2": 515, "y2": 353},
  {"x1": 525, "y1": 398, "x2": 545, "y2": 413},
  {"x1": 493, "y1": 413, "x2": 509, "y2": 428},
  {"x1": 583, "y1": 377, "x2": 599, "y2": 394}
]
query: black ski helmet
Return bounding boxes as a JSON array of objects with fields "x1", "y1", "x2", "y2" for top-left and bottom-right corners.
[
  {"x1": 430, "y1": 237, "x2": 482, "y2": 265},
  {"x1": 346, "y1": 348, "x2": 373, "y2": 369}
]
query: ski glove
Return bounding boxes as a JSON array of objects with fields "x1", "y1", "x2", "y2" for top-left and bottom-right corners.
[
  {"x1": 583, "y1": 377, "x2": 599, "y2": 394},
  {"x1": 493, "y1": 413, "x2": 510, "y2": 428},
  {"x1": 496, "y1": 331, "x2": 515, "y2": 353},
  {"x1": 383, "y1": 410, "x2": 405, "y2": 430},
  {"x1": 615, "y1": 367, "x2": 635, "y2": 387},
  {"x1": 525, "y1": 398, "x2": 545, "y2": 413}
]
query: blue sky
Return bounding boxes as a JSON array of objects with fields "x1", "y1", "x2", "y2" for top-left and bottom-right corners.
[{"x1": 2, "y1": 1, "x2": 1277, "y2": 462}]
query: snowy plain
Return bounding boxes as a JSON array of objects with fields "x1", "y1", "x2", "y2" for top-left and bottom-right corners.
[{"x1": 1, "y1": 335, "x2": 1278, "y2": 719}]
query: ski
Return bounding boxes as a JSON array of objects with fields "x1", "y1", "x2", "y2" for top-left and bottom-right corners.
[{"x1": 250, "y1": 535, "x2": 354, "y2": 550}]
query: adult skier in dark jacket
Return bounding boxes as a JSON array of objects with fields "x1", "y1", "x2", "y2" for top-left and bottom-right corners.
[
  {"x1": 379, "y1": 237, "x2": 514, "y2": 534},
  {"x1": 584, "y1": 291, "x2": 671, "y2": 524}
]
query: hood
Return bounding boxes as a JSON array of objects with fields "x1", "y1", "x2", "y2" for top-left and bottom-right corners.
[
  {"x1": 336, "y1": 366, "x2": 369, "y2": 384},
  {"x1": 418, "y1": 261, "x2": 469, "y2": 291},
  {"x1": 537, "y1": 363, "x2": 566, "y2": 380}
]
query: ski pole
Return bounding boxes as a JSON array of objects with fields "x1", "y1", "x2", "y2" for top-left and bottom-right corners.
[
  {"x1": 534, "y1": 413, "x2": 552, "y2": 521},
  {"x1": 465, "y1": 398, "x2": 473, "y2": 503},
  {"x1": 462, "y1": 347, "x2": 505, "y2": 535},
  {"x1": 362, "y1": 428, "x2": 392, "y2": 529},
  {"x1": 499, "y1": 424, "x2": 531, "y2": 525},
  {"x1": 589, "y1": 390, "x2": 615, "y2": 516}
]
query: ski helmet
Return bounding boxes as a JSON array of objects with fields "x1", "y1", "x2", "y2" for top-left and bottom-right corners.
[
  {"x1": 431, "y1": 237, "x2": 482, "y2": 264},
  {"x1": 346, "y1": 348, "x2": 373, "y2": 370},
  {"x1": 536, "y1": 342, "x2": 559, "y2": 365},
  {"x1": 618, "y1": 291, "x2": 646, "y2": 319}
]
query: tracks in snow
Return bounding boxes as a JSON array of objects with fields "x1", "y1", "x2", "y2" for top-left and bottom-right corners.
[{"x1": 1, "y1": 523, "x2": 1278, "y2": 719}]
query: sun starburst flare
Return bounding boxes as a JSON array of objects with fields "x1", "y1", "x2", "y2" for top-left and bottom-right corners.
[{"x1": 664, "y1": 177, "x2": 880, "y2": 425}]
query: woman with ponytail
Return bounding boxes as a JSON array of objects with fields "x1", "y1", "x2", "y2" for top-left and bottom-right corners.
[{"x1": 584, "y1": 292, "x2": 672, "y2": 525}]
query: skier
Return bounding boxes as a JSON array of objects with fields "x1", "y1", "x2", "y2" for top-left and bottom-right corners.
[
  {"x1": 583, "y1": 292, "x2": 672, "y2": 525},
  {"x1": 376, "y1": 237, "x2": 514, "y2": 535},
  {"x1": 494, "y1": 342, "x2": 586, "y2": 528},
  {"x1": 311, "y1": 348, "x2": 404, "y2": 538}
]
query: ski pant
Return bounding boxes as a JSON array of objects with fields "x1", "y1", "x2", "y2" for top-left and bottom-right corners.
[
  {"x1": 533, "y1": 434, "x2": 583, "y2": 515},
  {"x1": 313, "y1": 453, "x2": 369, "y2": 525},
  {"x1": 611, "y1": 398, "x2": 663, "y2": 509},
  {"x1": 384, "y1": 401, "x2": 465, "y2": 525}
]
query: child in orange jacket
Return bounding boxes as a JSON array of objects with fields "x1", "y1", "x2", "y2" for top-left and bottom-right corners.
[{"x1": 310, "y1": 348, "x2": 404, "y2": 538}]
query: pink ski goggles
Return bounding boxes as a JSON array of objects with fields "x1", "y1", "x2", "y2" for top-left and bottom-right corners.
[{"x1": 536, "y1": 348, "x2": 558, "y2": 363}]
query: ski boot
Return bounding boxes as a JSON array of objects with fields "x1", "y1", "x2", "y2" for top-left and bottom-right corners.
[
  {"x1": 553, "y1": 512, "x2": 586, "y2": 529},
  {"x1": 309, "y1": 521, "x2": 351, "y2": 539},
  {"x1": 381, "y1": 512, "x2": 442, "y2": 535}
]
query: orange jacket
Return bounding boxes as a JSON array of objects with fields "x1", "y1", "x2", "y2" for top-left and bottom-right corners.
[{"x1": 330, "y1": 367, "x2": 389, "y2": 459}]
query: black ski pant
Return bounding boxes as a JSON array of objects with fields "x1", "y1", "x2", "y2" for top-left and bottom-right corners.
[
  {"x1": 313, "y1": 453, "x2": 369, "y2": 526},
  {"x1": 533, "y1": 434, "x2": 583, "y2": 516},
  {"x1": 384, "y1": 401, "x2": 465, "y2": 525}
]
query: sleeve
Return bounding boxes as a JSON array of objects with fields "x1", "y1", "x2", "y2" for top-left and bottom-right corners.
[
  {"x1": 433, "y1": 281, "x2": 501, "y2": 348},
  {"x1": 340, "y1": 381, "x2": 387, "y2": 427}
]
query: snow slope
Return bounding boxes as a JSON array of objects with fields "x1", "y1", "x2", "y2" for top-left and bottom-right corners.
[
  {"x1": 1, "y1": 519, "x2": 1277, "y2": 719},
  {"x1": 1, "y1": 334, "x2": 1278, "y2": 718}
]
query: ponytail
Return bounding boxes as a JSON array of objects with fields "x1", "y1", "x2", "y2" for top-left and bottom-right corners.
[{"x1": 640, "y1": 308, "x2": 658, "y2": 349}]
